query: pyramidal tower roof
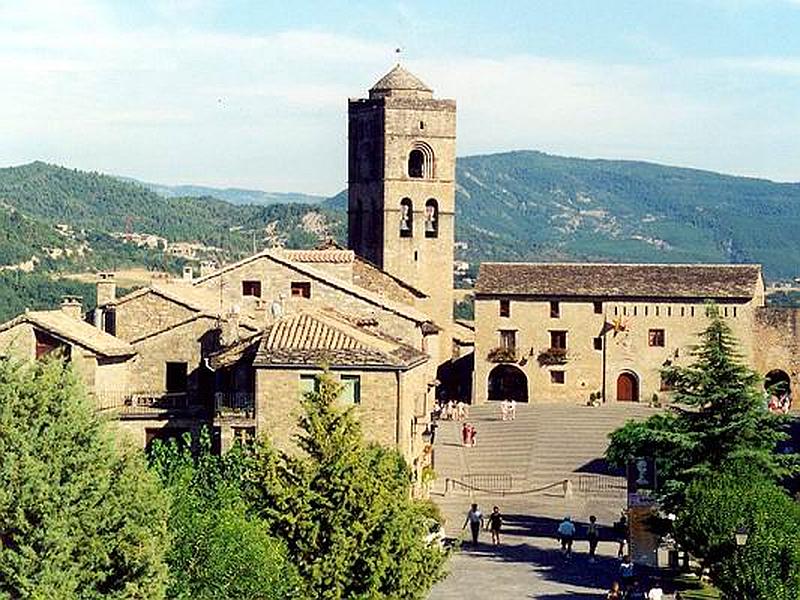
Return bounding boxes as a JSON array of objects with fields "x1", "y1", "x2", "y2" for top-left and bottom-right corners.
[{"x1": 369, "y1": 64, "x2": 433, "y2": 99}]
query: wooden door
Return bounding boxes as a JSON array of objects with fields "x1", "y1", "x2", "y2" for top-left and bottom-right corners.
[{"x1": 616, "y1": 373, "x2": 638, "y2": 402}]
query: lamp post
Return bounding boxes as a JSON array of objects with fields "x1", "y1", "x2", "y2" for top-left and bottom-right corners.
[{"x1": 735, "y1": 526, "x2": 749, "y2": 548}]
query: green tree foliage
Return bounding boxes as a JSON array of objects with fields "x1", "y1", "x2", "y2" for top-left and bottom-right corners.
[
  {"x1": 0, "y1": 359, "x2": 169, "y2": 599},
  {"x1": 606, "y1": 304, "x2": 796, "y2": 506},
  {"x1": 246, "y1": 372, "x2": 447, "y2": 600},
  {"x1": 675, "y1": 463, "x2": 800, "y2": 600},
  {"x1": 149, "y1": 432, "x2": 301, "y2": 600}
]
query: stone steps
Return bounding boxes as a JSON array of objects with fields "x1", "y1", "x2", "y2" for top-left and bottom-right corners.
[{"x1": 432, "y1": 402, "x2": 657, "y2": 495}]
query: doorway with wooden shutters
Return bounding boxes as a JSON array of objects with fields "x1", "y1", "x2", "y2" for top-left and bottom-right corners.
[{"x1": 616, "y1": 371, "x2": 639, "y2": 402}]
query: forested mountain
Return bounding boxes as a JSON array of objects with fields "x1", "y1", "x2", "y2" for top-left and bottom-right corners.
[
  {"x1": 125, "y1": 178, "x2": 324, "y2": 206},
  {"x1": 326, "y1": 151, "x2": 800, "y2": 278},
  {"x1": 0, "y1": 162, "x2": 344, "y2": 273}
]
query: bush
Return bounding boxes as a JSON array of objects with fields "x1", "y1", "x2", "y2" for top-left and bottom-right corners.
[{"x1": 675, "y1": 463, "x2": 800, "y2": 600}]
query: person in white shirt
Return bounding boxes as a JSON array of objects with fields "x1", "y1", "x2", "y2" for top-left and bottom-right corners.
[
  {"x1": 509, "y1": 399, "x2": 517, "y2": 420},
  {"x1": 499, "y1": 399, "x2": 509, "y2": 421},
  {"x1": 462, "y1": 503, "x2": 484, "y2": 545}
]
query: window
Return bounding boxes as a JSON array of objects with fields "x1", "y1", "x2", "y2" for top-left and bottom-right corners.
[
  {"x1": 550, "y1": 330, "x2": 568, "y2": 350},
  {"x1": 499, "y1": 299, "x2": 510, "y2": 318},
  {"x1": 593, "y1": 336, "x2": 603, "y2": 351},
  {"x1": 424, "y1": 199, "x2": 438, "y2": 238},
  {"x1": 648, "y1": 329, "x2": 665, "y2": 347},
  {"x1": 667, "y1": 306, "x2": 672, "y2": 317},
  {"x1": 550, "y1": 301, "x2": 560, "y2": 318},
  {"x1": 690, "y1": 306, "x2": 695, "y2": 317},
  {"x1": 551, "y1": 370, "x2": 565, "y2": 384},
  {"x1": 644, "y1": 306, "x2": 649, "y2": 317},
  {"x1": 299, "y1": 374, "x2": 318, "y2": 397},
  {"x1": 341, "y1": 375, "x2": 361, "y2": 404},
  {"x1": 733, "y1": 307, "x2": 737, "y2": 318},
  {"x1": 242, "y1": 280, "x2": 262, "y2": 298},
  {"x1": 633, "y1": 306, "x2": 638, "y2": 317},
  {"x1": 499, "y1": 330, "x2": 516, "y2": 351},
  {"x1": 291, "y1": 281, "x2": 311, "y2": 298},
  {"x1": 408, "y1": 149, "x2": 425, "y2": 178},
  {"x1": 680, "y1": 307, "x2": 685, "y2": 317},
  {"x1": 165, "y1": 362, "x2": 188, "y2": 393},
  {"x1": 655, "y1": 306, "x2": 660, "y2": 317},
  {"x1": 399, "y1": 198, "x2": 413, "y2": 237},
  {"x1": 593, "y1": 301, "x2": 603, "y2": 314},
  {"x1": 103, "y1": 308, "x2": 116, "y2": 336},
  {"x1": 724, "y1": 307, "x2": 728, "y2": 317},
  {"x1": 419, "y1": 120, "x2": 425, "y2": 130}
]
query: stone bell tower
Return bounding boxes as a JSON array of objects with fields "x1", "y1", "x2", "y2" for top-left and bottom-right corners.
[{"x1": 348, "y1": 64, "x2": 456, "y2": 352}]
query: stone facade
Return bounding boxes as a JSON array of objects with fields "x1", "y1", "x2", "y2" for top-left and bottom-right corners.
[{"x1": 472, "y1": 263, "x2": 781, "y2": 405}]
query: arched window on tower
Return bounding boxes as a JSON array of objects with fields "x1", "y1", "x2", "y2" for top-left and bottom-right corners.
[
  {"x1": 399, "y1": 198, "x2": 413, "y2": 237},
  {"x1": 407, "y1": 142, "x2": 434, "y2": 179},
  {"x1": 425, "y1": 199, "x2": 438, "y2": 238},
  {"x1": 408, "y1": 150, "x2": 424, "y2": 178}
]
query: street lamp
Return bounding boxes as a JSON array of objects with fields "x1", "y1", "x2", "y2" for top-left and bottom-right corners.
[{"x1": 735, "y1": 526, "x2": 749, "y2": 547}]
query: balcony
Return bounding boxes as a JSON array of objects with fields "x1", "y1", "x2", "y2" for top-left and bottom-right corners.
[
  {"x1": 214, "y1": 391, "x2": 255, "y2": 419},
  {"x1": 487, "y1": 346, "x2": 518, "y2": 363},
  {"x1": 94, "y1": 391, "x2": 208, "y2": 418},
  {"x1": 536, "y1": 347, "x2": 568, "y2": 366}
]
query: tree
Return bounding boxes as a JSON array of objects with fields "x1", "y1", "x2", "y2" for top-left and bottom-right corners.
[
  {"x1": 150, "y1": 432, "x2": 301, "y2": 600},
  {"x1": 675, "y1": 462, "x2": 800, "y2": 600},
  {"x1": 0, "y1": 358, "x2": 169, "y2": 599},
  {"x1": 246, "y1": 371, "x2": 447, "y2": 600},
  {"x1": 606, "y1": 304, "x2": 797, "y2": 506}
]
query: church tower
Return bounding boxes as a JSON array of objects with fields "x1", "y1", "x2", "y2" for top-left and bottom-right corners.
[{"x1": 348, "y1": 65, "x2": 456, "y2": 353}]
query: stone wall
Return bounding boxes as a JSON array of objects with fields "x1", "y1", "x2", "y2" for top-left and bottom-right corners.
[
  {"x1": 255, "y1": 364, "x2": 431, "y2": 468},
  {"x1": 754, "y1": 307, "x2": 800, "y2": 401},
  {"x1": 474, "y1": 296, "x2": 759, "y2": 405},
  {"x1": 115, "y1": 291, "x2": 195, "y2": 342}
]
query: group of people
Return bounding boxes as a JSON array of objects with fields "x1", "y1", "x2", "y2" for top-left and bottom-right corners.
[
  {"x1": 462, "y1": 503, "x2": 503, "y2": 546},
  {"x1": 437, "y1": 399, "x2": 469, "y2": 421},
  {"x1": 460, "y1": 422, "x2": 477, "y2": 447},
  {"x1": 498, "y1": 398, "x2": 517, "y2": 421}
]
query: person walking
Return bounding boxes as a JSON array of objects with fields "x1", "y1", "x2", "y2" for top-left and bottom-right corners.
[
  {"x1": 500, "y1": 399, "x2": 509, "y2": 421},
  {"x1": 461, "y1": 422, "x2": 469, "y2": 446},
  {"x1": 487, "y1": 505, "x2": 503, "y2": 545},
  {"x1": 614, "y1": 513, "x2": 628, "y2": 558},
  {"x1": 619, "y1": 555, "x2": 635, "y2": 590},
  {"x1": 586, "y1": 514, "x2": 600, "y2": 563},
  {"x1": 468, "y1": 423, "x2": 477, "y2": 447},
  {"x1": 509, "y1": 399, "x2": 517, "y2": 420},
  {"x1": 557, "y1": 516, "x2": 576, "y2": 558},
  {"x1": 462, "y1": 503, "x2": 484, "y2": 546}
]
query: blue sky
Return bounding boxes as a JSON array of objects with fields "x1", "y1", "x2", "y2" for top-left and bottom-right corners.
[{"x1": 1, "y1": 0, "x2": 799, "y2": 194}]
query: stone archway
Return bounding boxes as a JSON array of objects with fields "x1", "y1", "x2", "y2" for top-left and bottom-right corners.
[
  {"x1": 616, "y1": 371, "x2": 639, "y2": 402},
  {"x1": 487, "y1": 364, "x2": 528, "y2": 403}
]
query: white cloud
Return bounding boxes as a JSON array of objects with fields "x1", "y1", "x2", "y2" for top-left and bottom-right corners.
[{"x1": 1, "y1": 1, "x2": 799, "y2": 191}]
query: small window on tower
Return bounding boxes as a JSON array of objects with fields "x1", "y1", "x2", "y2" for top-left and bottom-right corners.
[
  {"x1": 425, "y1": 199, "x2": 438, "y2": 238},
  {"x1": 550, "y1": 301, "x2": 560, "y2": 318},
  {"x1": 399, "y1": 198, "x2": 413, "y2": 237},
  {"x1": 499, "y1": 299, "x2": 510, "y2": 317},
  {"x1": 419, "y1": 120, "x2": 425, "y2": 130}
]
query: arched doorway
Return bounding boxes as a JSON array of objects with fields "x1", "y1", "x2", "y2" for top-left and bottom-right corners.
[
  {"x1": 765, "y1": 369, "x2": 791, "y2": 412},
  {"x1": 616, "y1": 372, "x2": 639, "y2": 402},
  {"x1": 487, "y1": 364, "x2": 528, "y2": 402}
]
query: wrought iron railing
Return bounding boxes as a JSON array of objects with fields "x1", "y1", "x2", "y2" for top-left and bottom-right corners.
[
  {"x1": 94, "y1": 391, "x2": 205, "y2": 416},
  {"x1": 214, "y1": 391, "x2": 255, "y2": 419}
]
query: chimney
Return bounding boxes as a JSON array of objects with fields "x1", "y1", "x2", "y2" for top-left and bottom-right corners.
[
  {"x1": 182, "y1": 265, "x2": 193, "y2": 281},
  {"x1": 60, "y1": 295, "x2": 83, "y2": 320},
  {"x1": 96, "y1": 272, "x2": 116, "y2": 307}
]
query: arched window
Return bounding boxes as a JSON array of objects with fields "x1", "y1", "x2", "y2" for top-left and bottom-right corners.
[
  {"x1": 407, "y1": 142, "x2": 434, "y2": 179},
  {"x1": 408, "y1": 150, "x2": 424, "y2": 178},
  {"x1": 425, "y1": 198, "x2": 438, "y2": 238},
  {"x1": 399, "y1": 198, "x2": 413, "y2": 237}
]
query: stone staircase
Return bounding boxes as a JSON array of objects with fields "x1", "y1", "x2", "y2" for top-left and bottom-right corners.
[{"x1": 432, "y1": 402, "x2": 658, "y2": 496}]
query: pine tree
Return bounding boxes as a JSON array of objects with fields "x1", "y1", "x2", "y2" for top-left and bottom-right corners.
[
  {"x1": 247, "y1": 371, "x2": 446, "y2": 600},
  {"x1": 607, "y1": 303, "x2": 797, "y2": 505},
  {"x1": 0, "y1": 358, "x2": 169, "y2": 599}
]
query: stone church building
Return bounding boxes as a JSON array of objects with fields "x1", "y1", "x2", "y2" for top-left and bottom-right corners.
[{"x1": 0, "y1": 65, "x2": 798, "y2": 474}]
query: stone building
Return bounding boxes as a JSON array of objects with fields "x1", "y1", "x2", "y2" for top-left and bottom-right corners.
[{"x1": 473, "y1": 262, "x2": 798, "y2": 405}]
